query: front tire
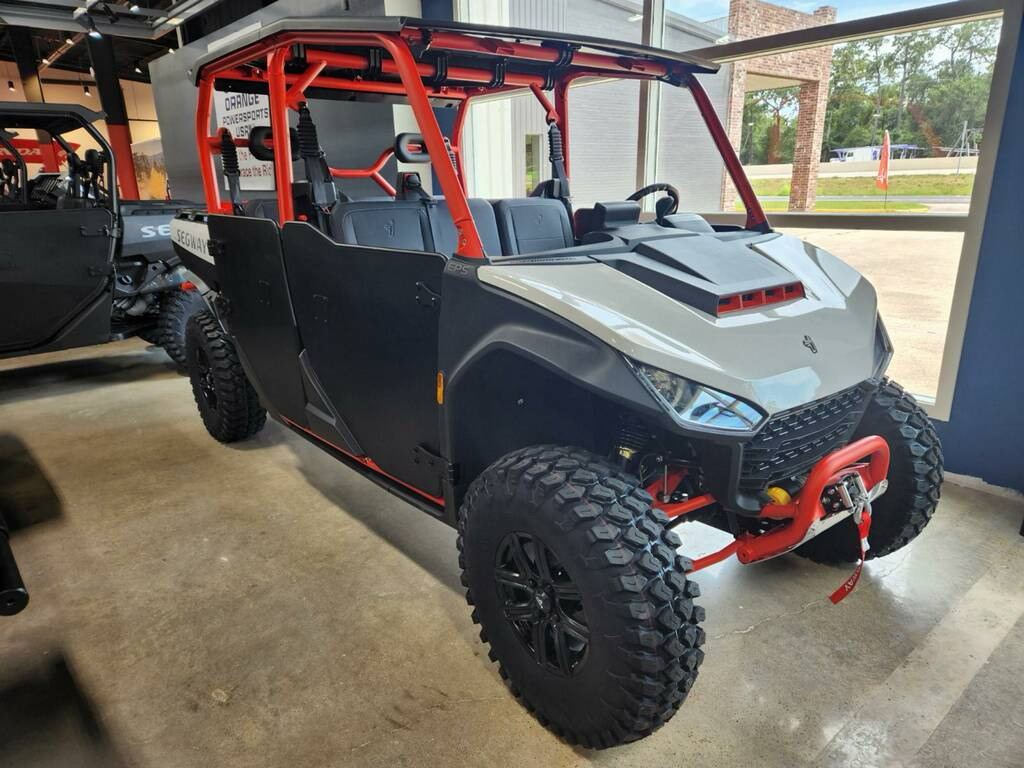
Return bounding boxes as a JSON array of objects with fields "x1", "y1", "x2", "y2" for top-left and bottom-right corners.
[
  {"x1": 458, "y1": 445, "x2": 705, "y2": 748},
  {"x1": 185, "y1": 310, "x2": 266, "y2": 443},
  {"x1": 796, "y1": 378, "x2": 943, "y2": 564}
]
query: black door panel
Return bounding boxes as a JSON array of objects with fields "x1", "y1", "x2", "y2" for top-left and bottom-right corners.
[
  {"x1": 281, "y1": 223, "x2": 445, "y2": 496},
  {"x1": 206, "y1": 214, "x2": 308, "y2": 425},
  {"x1": 0, "y1": 208, "x2": 114, "y2": 353}
]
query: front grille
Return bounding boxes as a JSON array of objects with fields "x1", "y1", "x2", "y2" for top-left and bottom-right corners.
[{"x1": 738, "y1": 383, "x2": 872, "y2": 494}]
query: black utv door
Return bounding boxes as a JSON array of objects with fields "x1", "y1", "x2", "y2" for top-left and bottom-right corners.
[
  {"x1": 0, "y1": 208, "x2": 115, "y2": 354},
  {"x1": 281, "y1": 223, "x2": 446, "y2": 498}
]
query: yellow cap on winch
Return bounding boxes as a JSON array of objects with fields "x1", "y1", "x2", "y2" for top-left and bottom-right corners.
[{"x1": 766, "y1": 486, "x2": 792, "y2": 505}]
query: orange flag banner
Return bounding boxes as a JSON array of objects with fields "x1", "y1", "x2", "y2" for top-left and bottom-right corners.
[{"x1": 875, "y1": 130, "x2": 890, "y2": 190}]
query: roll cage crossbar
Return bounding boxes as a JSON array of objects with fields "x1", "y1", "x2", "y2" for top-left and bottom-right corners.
[{"x1": 193, "y1": 20, "x2": 767, "y2": 257}]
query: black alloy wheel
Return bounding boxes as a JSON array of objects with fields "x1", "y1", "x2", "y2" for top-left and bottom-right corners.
[
  {"x1": 195, "y1": 346, "x2": 218, "y2": 412},
  {"x1": 494, "y1": 531, "x2": 589, "y2": 676}
]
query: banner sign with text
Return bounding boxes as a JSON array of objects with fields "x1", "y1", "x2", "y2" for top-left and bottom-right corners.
[{"x1": 212, "y1": 91, "x2": 274, "y2": 191}]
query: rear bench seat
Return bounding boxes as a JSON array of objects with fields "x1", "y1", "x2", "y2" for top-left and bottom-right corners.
[
  {"x1": 243, "y1": 193, "x2": 574, "y2": 257},
  {"x1": 328, "y1": 196, "x2": 504, "y2": 256}
]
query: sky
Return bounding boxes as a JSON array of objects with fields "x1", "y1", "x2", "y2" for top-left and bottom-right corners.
[{"x1": 666, "y1": 0, "x2": 940, "y2": 23}]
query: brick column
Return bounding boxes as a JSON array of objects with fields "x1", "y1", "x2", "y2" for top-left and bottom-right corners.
[
  {"x1": 788, "y1": 8, "x2": 835, "y2": 212},
  {"x1": 788, "y1": 78, "x2": 829, "y2": 211}
]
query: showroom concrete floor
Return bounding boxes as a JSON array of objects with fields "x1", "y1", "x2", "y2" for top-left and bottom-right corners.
[{"x1": 0, "y1": 340, "x2": 1022, "y2": 768}]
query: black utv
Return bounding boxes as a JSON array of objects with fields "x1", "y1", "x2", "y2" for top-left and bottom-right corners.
[{"x1": 0, "y1": 103, "x2": 202, "y2": 366}]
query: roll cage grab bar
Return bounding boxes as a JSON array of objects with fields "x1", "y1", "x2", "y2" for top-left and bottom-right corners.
[{"x1": 194, "y1": 28, "x2": 768, "y2": 258}]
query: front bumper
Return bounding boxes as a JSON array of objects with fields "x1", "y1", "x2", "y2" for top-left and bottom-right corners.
[
  {"x1": 650, "y1": 434, "x2": 891, "y2": 570},
  {"x1": 735, "y1": 434, "x2": 890, "y2": 564}
]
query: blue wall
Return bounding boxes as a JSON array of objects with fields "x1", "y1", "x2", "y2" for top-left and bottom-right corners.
[{"x1": 934, "y1": 10, "x2": 1024, "y2": 492}]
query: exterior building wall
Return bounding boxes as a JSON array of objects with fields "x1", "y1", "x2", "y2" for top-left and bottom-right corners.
[
  {"x1": 722, "y1": 0, "x2": 837, "y2": 211},
  {"x1": 507, "y1": 0, "x2": 727, "y2": 210},
  {"x1": 659, "y1": 20, "x2": 733, "y2": 215}
]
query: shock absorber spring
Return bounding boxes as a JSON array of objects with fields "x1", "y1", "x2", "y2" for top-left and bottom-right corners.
[{"x1": 615, "y1": 417, "x2": 650, "y2": 467}]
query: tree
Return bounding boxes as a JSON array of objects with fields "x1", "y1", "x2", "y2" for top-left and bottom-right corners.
[
  {"x1": 739, "y1": 18, "x2": 1001, "y2": 165},
  {"x1": 742, "y1": 87, "x2": 799, "y2": 164},
  {"x1": 820, "y1": 19, "x2": 999, "y2": 159}
]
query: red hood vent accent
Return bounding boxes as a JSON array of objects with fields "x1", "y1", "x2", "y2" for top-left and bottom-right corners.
[{"x1": 717, "y1": 282, "x2": 804, "y2": 315}]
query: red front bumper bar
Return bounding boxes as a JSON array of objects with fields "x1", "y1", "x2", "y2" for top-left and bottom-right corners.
[{"x1": 649, "y1": 435, "x2": 890, "y2": 572}]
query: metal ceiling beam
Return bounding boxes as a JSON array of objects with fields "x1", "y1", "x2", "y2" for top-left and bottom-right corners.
[
  {"x1": 687, "y1": 0, "x2": 1006, "y2": 62},
  {"x1": 37, "y1": 33, "x2": 86, "y2": 74},
  {"x1": 31, "y1": 0, "x2": 167, "y2": 19},
  {"x1": 0, "y1": 0, "x2": 228, "y2": 40}
]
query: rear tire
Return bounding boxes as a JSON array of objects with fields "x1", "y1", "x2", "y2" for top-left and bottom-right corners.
[
  {"x1": 157, "y1": 289, "x2": 206, "y2": 367},
  {"x1": 796, "y1": 378, "x2": 943, "y2": 564},
  {"x1": 185, "y1": 310, "x2": 266, "y2": 443},
  {"x1": 458, "y1": 445, "x2": 705, "y2": 748}
]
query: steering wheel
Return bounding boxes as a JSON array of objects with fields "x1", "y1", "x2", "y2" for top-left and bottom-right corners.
[{"x1": 627, "y1": 182, "x2": 680, "y2": 223}]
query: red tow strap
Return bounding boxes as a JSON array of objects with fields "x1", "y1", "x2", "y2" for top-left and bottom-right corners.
[{"x1": 829, "y1": 506, "x2": 872, "y2": 604}]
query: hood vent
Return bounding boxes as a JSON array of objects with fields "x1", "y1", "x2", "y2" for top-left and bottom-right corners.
[
  {"x1": 596, "y1": 232, "x2": 806, "y2": 317},
  {"x1": 717, "y1": 282, "x2": 804, "y2": 314}
]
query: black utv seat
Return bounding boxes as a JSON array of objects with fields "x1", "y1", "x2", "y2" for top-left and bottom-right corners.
[
  {"x1": 429, "y1": 198, "x2": 501, "y2": 256},
  {"x1": 493, "y1": 198, "x2": 575, "y2": 255},
  {"x1": 240, "y1": 184, "x2": 503, "y2": 256},
  {"x1": 330, "y1": 199, "x2": 433, "y2": 251},
  {"x1": 328, "y1": 194, "x2": 502, "y2": 256},
  {"x1": 243, "y1": 198, "x2": 279, "y2": 220}
]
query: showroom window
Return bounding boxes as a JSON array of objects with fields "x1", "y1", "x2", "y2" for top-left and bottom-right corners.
[
  {"x1": 524, "y1": 133, "x2": 542, "y2": 195},
  {"x1": 640, "y1": 0, "x2": 1014, "y2": 419},
  {"x1": 454, "y1": 0, "x2": 1013, "y2": 416},
  {"x1": 646, "y1": 18, "x2": 1002, "y2": 400}
]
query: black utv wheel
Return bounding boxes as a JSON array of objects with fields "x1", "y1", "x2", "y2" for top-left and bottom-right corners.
[
  {"x1": 185, "y1": 310, "x2": 266, "y2": 443},
  {"x1": 458, "y1": 445, "x2": 705, "y2": 749},
  {"x1": 797, "y1": 378, "x2": 943, "y2": 564},
  {"x1": 157, "y1": 289, "x2": 206, "y2": 367}
]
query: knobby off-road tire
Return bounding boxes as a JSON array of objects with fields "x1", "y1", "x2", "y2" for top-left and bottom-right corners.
[
  {"x1": 797, "y1": 378, "x2": 943, "y2": 564},
  {"x1": 457, "y1": 445, "x2": 705, "y2": 749},
  {"x1": 185, "y1": 310, "x2": 266, "y2": 443},
  {"x1": 157, "y1": 289, "x2": 206, "y2": 367}
]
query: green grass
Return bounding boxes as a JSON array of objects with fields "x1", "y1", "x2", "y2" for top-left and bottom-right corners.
[
  {"x1": 739, "y1": 199, "x2": 928, "y2": 212},
  {"x1": 749, "y1": 173, "x2": 975, "y2": 198}
]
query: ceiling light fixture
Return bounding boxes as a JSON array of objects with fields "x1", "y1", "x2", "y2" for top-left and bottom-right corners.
[
  {"x1": 129, "y1": 3, "x2": 140, "y2": 11},
  {"x1": 84, "y1": 83, "x2": 91, "y2": 96},
  {"x1": 65, "y1": 37, "x2": 75, "y2": 45},
  {"x1": 7, "y1": 81, "x2": 14, "y2": 93},
  {"x1": 134, "y1": 64, "x2": 143, "y2": 74},
  {"x1": 41, "y1": 57, "x2": 51, "y2": 66}
]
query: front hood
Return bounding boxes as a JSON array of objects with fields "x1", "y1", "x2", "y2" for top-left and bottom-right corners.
[{"x1": 478, "y1": 232, "x2": 879, "y2": 415}]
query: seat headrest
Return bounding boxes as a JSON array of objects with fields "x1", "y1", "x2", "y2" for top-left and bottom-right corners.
[
  {"x1": 394, "y1": 133, "x2": 430, "y2": 164},
  {"x1": 84, "y1": 148, "x2": 105, "y2": 174},
  {"x1": 247, "y1": 125, "x2": 300, "y2": 162},
  {"x1": 1, "y1": 158, "x2": 16, "y2": 176},
  {"x1": 397, "y1": 171, "x2": 430, "y2": 201}
]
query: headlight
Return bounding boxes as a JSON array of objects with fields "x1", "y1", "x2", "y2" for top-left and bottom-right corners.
[{"x1": 631, "y1": 361, "x2": 766, "y2": 432}]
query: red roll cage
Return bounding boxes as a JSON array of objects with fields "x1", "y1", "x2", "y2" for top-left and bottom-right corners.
[{"x1": 192, "y1": 17, "x2": 767, "y2": 258}]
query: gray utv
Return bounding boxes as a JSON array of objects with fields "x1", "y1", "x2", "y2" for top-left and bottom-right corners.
[{"x1": 170, "y1": 17, "x2": 942, "y2": 749}]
